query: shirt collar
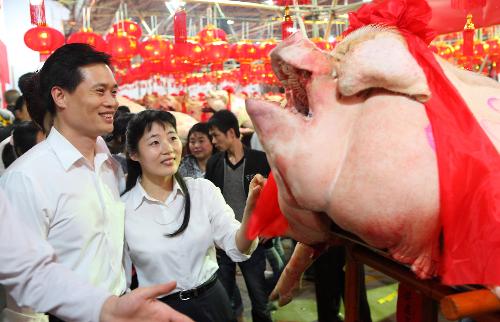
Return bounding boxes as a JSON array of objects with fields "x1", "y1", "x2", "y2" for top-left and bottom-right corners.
[
  {"x1": 47, "y1": 127, "x2": 113, "y2": 171},
  {"x1": 130, "y1": 176, "x2": 185, "y2": 211}
]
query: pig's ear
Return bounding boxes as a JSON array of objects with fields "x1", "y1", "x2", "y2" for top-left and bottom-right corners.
[{"x1": 333, "y1": 30, "x2": 431, "y2": 102}]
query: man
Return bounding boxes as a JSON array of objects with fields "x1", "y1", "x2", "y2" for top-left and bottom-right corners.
[
  {"x1": 3, "y1": 89, "x2": 19, "y2": 114},
  {"x1": 0, "y1": 43, "x2": 125, "y2": 321},
  {"x1": 0, "y1": 188, "x2": 192, "y2": 322},
  {"x1": 205, "y1": 110, "x2": 272, "y2": 322}
]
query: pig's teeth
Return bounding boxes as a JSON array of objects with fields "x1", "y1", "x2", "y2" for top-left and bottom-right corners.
[{"x1": 331, "y1": 68, "x2": 338, "y2": 79}]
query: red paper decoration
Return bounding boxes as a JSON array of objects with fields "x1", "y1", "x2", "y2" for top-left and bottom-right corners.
[
  {"x1": 107, "y1": 33, "x2": 138, "y2": 62},
  {"x1": 198, "y1": 24, "x2": 227, "y2": 44},
  {"x1": 112, "y1": 20, "x2": 142, "y2": 39},
  {"x1": 174, "y1": 9, "x2": 187, "y2": 44}
]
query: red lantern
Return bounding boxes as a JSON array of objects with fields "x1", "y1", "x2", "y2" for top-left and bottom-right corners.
[
  {"x1": 173, "y1": 40, "x2": 203, "y2": 64},
  {"x1": 67, "y1": 30, "x2": 107, "y2": 52},
  {"x1": 204, "y1": 41, "x2": 230, "y2": 70},
  {"x1": 258, "y1": 40, "x2": 277, "y2": 61},
  {"x1": 107, "y1": 33, "x2": 138, "y2": 62},
  {"x1": 281, "y1": 6, "x2": 294, "y2": 40},
  {"x1": 113, "y1": 20, "x2": 142, "y2": 39},
  {"x1": 139, "y1": 36, "x2": 172, "y2": 63},
  {"x1": 451, "y1": 0, "x2": 486, "y2": 10},
  {"x1": 24, "y1": 25, "x2": 65, "y2": 59},
  {"x1": 230, "y1": 41, "x2": 259, "y2": 63},
  {"x1": 197, "y1": 24, "x2": 227, "y2": 44}
]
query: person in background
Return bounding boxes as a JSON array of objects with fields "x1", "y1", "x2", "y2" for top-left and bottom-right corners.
[
  {"x1": 0, "y1": 187, "x2": 192, "y2": 322},
  {"x1": 178, "y1": 122, "x2": 214, "y2": 178},
  {"x1": 1, "y1": 121, "x2": 45, "y2": 169},
  {"x1": 106, "y1": 112, "x2": 133, "y2": 174},
  {"x1": 205, "y1": 110, "x2": 272, "y2": 322},
  {"x1": 3, "y1": 89, "x2": 20, "y2": 114},
  {"x1": 122, "y1": 109, "x2": 262, "y2": 322}
]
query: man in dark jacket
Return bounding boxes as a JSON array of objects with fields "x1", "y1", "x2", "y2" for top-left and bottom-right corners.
[{"x1": 205, "y1": 110, "x2": 271, "y2": 322}]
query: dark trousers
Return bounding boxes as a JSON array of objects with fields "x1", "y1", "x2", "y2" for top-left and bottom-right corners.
[
  {"x1": 217, "y1": 245, "x2": 272, "y2": 322},
  {"x1": 314, "y1": 246, "x2": 372, "y2": 322},
  {"x1": 159, "y1": 279, "x2": 234, "y2": 322}
]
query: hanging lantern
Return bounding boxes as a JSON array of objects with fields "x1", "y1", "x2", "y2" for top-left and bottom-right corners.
[
  {"x1": 204, "y1": 41, "x2": 230, "y2": 71},
  {"x1": 107, "y1": 32, "x2": 138, "y2": 62},
  {"x1": 113, "y1": 20, "x2": 142, "y2": 39},
  {"x1": 174, "y1": 9, "x2": 187, "y2": 44},
  {"x1": 24, "y1": 25, "x2": 65, "y2": 60},
  {"x1": 67, "y1": 30, "x2": 107, "y2": 52},
  {"x1": 230, "y1": 40, "x2": 259, "y2": 63},
  {"x1": 462, "y1": 14, "x2": 475, "y2": 57},
  {"x1": 281, "y1": 6, "x2": 294, "y2": 40},
  {"x1": 197, "y1": 24, "x2": 227, "y2": 44},
  {"x1": 258, "y1": 39, "x2": 277, "y2": 62},
  {"x1": 173, "y1": 40, "x2": 203, "y2": 64},
  {"x1": 25, "y1": 0, "x2": 65, "y2": 60},
  {"x1": 139, "y1": 36, "x2": 173, "y2": 63}
]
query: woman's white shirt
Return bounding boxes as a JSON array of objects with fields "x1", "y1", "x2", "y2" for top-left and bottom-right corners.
[{"x1": 122, "y1": 177, "x2": 257, "y2": 294}]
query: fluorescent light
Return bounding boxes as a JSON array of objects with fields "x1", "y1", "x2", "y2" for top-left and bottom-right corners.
[
  {"x1": 227, "y1": 19, "x2": 234, "y2": 25},
  {"x1": 263, "y1": 0, "x2": 274, "y2": 5}
]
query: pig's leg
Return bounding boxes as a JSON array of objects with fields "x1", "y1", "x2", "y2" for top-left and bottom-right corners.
[{"x1": 269, "y1": 243, "x2": 325, "y2": 306}]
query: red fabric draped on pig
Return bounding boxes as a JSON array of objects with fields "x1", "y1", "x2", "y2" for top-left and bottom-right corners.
[{"x1": 247, "y1": 0, "x2": 500, "y2": 291}]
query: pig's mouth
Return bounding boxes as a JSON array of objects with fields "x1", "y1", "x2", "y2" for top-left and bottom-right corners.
[{"x1": 276, "y1": 59, "x2": 312, "y2": 117}]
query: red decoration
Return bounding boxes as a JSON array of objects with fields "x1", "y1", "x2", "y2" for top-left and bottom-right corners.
[
  {"x1": 274, "y1": 0, "x2": 310, "y2": 5},
  {"x1": 281, "y1": 6, "x2": 294, "y2": 40},
  {"x1": 197, "y1": 24, "x2": 227, "y2": 44},
  {"x1": 29, "y1": 0, "x2": 46, "y2": 25},
  {"x1": 112, "y1": 20, "x2": 142, "y2": 39},
  {"x1": 346, "y1": 0, "x2": 500, "y2": 286},
  {"x1": 173, "y1": 40, "x2": 203, "y2": 64},
  {"x1": 139, "y1": 36, "x2": 172, "y2": 63},
  {"x1": 311, "y1": 38, "x2": 334, "y2": 51},
  {"x1": 24, "y1": 25, "x2": 65, "y2": 59},
  {"x1": 174, "y1": 9, "x2": 187, "y2": 44},
  {"x1": 67, "y1": 30, "x2": 107, "y2": 52},
  {"x1": 258, "y1": 39, "x2": 277, "y2": 61},
  {"x1": 230, "y1": 40, "x2": 259, "y2": 63},
  {"x1": 450, "y1": 0, "x2": 486, "y2": 10},
  {"x1": 107, "y1": 33, "x2": 138, "y2": 62},
  {"x1": 204, "y1": 41, "x2": 230, "y2": 70},
  {"x1": 462, "y1": 14, "x2": 475, "y2": 57}
]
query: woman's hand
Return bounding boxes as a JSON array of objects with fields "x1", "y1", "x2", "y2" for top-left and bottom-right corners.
[{"x1": 246, "y1": 174, "x2": 267, "y2": 212}]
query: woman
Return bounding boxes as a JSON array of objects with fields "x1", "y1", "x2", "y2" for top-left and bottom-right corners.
[
  {"x1": 178, "y1": 122, "x2": 214, "y2": 178},
  {"x1": 122, "y1": 110, "x2": 263, "y2": 322},
  {"x1": 1, "y1": 121, "x2": 45, "y2": 169}
]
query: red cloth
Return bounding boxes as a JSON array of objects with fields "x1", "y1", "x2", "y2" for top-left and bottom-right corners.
[
  {"x1": 346, "y1": 0, "x2": 500, "y2": 285},
  {"x1": 247, "y1": 172, "x2": 289, "y2": 239}
]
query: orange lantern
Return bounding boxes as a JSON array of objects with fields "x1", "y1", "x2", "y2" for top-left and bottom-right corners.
[
  {"x1": 107, "y1": 32, "x2": 138, "y2": 62},
  {"x1": 113, "y1": 20, "x2": 142, "y2": 39},
  {"x1": 24, "y1": 25, "x2": 65, "y2": 59},
  {"x1": 67, "y1": 30, "x2": 107, "y2": 52},
  {"x1": 197, "y1": 24, "x2": 227, "y2": 44},
  {"x1": 139, "y1": 36, "x2": 172, "y2": 63}
]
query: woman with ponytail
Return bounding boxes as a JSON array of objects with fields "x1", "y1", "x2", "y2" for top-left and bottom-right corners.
[{"x1": 122, "y1": 109, "x2": 263, "y2": 322}]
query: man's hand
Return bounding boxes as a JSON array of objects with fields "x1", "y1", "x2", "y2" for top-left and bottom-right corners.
[{"x1": 99, "y1": 282, "x2": 193, "y2": 322}]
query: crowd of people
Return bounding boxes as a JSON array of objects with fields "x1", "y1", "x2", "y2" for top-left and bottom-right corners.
[{"x1": 0, "y1": 43, "x2": 371, "y2": 322}]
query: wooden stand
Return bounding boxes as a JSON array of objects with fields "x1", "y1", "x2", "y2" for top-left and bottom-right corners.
[{"x1": 332, "y1": 230, "x2": 500, "y2": 321}]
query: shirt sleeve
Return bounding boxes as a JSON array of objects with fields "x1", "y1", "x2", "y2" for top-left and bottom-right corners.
[
  {"x1": 205, "y1": 181, "x2": 257, "y2": 262},
  {"x1": 0, "y1": 188, "x2": 110, "y2": 322},
  {"x1": 0, "y1": 171, "x2": 51, "y2": 238}
]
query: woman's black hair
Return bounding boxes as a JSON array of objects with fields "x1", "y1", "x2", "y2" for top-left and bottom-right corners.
[
  {"x1": 2, "y1": 121, "x2": 43, "y2": 168},
  {"x1": 19, "y1": 44, "x2": 111, "y2": 133},
  {"x1": 125, "y1": 109, "x2": 190, "y2": 238}
]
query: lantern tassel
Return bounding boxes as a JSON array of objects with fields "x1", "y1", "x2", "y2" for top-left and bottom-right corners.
[
  {"x1": 30, "y1": 0, "x2": 46, "y2": 26},
  {"x1": 174, "y1": 9, "x2": 187, "y2": 44},
  {"x1": 463, "y1": 13, "x2": 475, "y2": 57}
]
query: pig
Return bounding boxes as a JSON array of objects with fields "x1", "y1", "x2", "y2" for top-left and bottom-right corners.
[
  {"x1": 206, "y1": 89, "x2": 254, "y2": 134},
  {"x1": 246, "y1": 28, "x2": 500, "y2": 300}
]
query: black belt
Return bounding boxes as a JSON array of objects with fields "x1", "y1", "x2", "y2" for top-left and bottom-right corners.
[{"x1": 160, "y1": 273, "x2": 218, "y2": 301}]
